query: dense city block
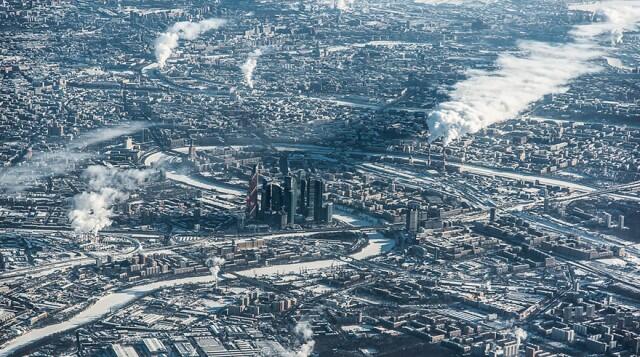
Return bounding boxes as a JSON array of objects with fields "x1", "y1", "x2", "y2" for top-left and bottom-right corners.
[{"x1": 1, "y1": 0, "x2": 640, "y2": 356}]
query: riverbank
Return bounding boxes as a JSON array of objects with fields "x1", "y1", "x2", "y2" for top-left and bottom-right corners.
[{"x1": 0, "y1": 233, "x2": 394, "y2": 357}]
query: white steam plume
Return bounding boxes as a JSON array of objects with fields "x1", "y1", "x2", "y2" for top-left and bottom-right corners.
[
  {"x1": 68, "y1": 165, "x2": 156, "y2": 233},
  {"x1": 319, "y1": 0, "x2": 354, "y2": 10},
  {"x1": 427, "y1": 1, "x2": 640, "y2": 145},
  {"x1": 69, "y1": 122, "x2": 149, "y2": 149},
  {"x1": 154, "y1": 18, "x2": 227, "y2": 69},
  {"x1": 572, "y1": 3, "x2": 640, "y2": 45},
  {"x1": 415, "y1": 0, "x2": 495, "y2": 4},
  {"x1": 241, "y1": 48, "x2": 263, "y2": 89},
  {"x1": 335, "y1": 0, "x2": 355, "y2": 10},
  {"x1": 0, "y1": 122, "x2": 149, "y2": 192},
  {"x1": 291, "y1": 321, "x2": 315, "y2": 357},
  {"x1": 514, "y1": 327, "x2": 528, "y2": 350},
  {"x1": 427, "y1": 42, "x2": 601, "y2": 144},
  {"x1": 610, "y1": 28, "x2": 624, "y2": 45},
  {"x1": 206, "y1": 257, "x2": 226, "y2": 283},
  {"x1": 69, "y1": 188, "x2": 128, "y2": 234}
]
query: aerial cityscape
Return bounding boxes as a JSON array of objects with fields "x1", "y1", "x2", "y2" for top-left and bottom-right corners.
[{"x1": 0, "y1": 0, "x2": 639, "y2": 356}]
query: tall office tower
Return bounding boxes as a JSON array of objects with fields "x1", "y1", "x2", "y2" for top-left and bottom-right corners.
[
  {"x1": 325, "y1": 202, "x2": 334, "y2": 223},
  {"x1": 313, "y1": 178, "x2": 324, "y2": 222},
  {"x1": 246, "y1": 164, "x2": 261, "y2": 220},
  {"x1": 604, "y1": 212, "x2": 612, "y2": 228},
  {"x1": 278, "y1": 208, "x2": 288, "y2": 229},
  {"x1": 236, "y1": 212, "x2": 245, "y2": 231},
  {"x1": 279, "y1": 153, "x2": 289, "y2": 175},
  {"x1": 260, "y1": 180, "x2": 272, "y2": 213},
  {"x1": 406, "y1": 202, "x2": 419, "y2": 233},
  {"x1": 306, "y1": 176, "x2": 315, "y2": 220},
  {"x1": 299, "y1": 175, "x2": 308, "y2": 215},
  {"x1": 284, "y1": 176, "x2": 297, "y2": 225},
  {"x1": 271, "y1": 184, "x2": 283, "y2": 212}
]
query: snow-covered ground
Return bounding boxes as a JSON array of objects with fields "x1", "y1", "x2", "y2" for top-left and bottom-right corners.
[
  {"x1": 0, "y1": 275, "x2": 218, "y2": 357},
  {"x1": 144, "y1": 151, "x2": 245, "y2": 196},
  {"x1": 0, "y1": 232, "x2": 394, "y2": 356},
  {"x1": 236, "y1": 233, "x2": 394, "y2": 277},
  {"x1": 332, "y1": 205, "x2": 381, "y2": 228}
]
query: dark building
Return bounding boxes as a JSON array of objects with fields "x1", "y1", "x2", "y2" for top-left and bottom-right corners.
[
  {"x1": 284, "y1": 176, "x2": 297, "y2": 225},
  {"x1": 278, "y1": 208, "x2": 288, "y2": 229},
  {"x1": 261, "y1": 180, "x2": 272, "y2": 213},
  {"x1": 47, "y1": 124, "x2": 64, "y2": 137},
  {"x1": 271, "y1": 184, "x2": 283, "y2": 212},
  {"x1": 251, "y1": 172, "x2": 332, "y2": 229},
  {"x1": 313, "y1": 178, "x2": 324, "y2": 222},
  {"x1": 299, "y1": 174, "x2": 308, "y2": 215},
  {"x1": 406, "y1": 202, "x2": 419, "y2": 233},
  {"x1": 306, "y1": 176, "x2": 315, "y2": 221},
  {"x1": 246, "y1": 164, "x2": 261, "y2": 220},
  {"x1": 279, "y1": 153, "x2": 289, "y2": 174}
]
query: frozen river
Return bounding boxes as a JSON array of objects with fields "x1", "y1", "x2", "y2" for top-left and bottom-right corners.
[
  {"x1": 237, "y1": 232, "x2": 393, "y2": 277},
  {"x1": 0, "y1": 275, "x2": 217, "y2": 356},
  {"x1": 144, "y1": 151, "x2": 245, "y2": 196},
  {"x1": 0, "y1": 233, "x2": 393, "y2": 356}
]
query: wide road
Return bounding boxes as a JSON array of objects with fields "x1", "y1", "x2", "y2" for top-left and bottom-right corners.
[{"x1": 145, "y1": 143, "x2": 640, "y2": 202}]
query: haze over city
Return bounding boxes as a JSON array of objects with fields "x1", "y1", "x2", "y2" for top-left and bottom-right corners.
[{"x1": 0, "y1": 0, "x2": 640, "y2": 356}]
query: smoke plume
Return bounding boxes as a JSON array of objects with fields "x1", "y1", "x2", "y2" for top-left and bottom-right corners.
[
  {"x1": 319, "y1": 0, "x2": 354, "y2": 10},
  {"x1": 415, "y1": 0, "x2": 494, "y2": 4},
  {"x1": 427, "y1": 1, "x2": 640, "y2": 145},
  {"x1": 241, "y1": 48, "x2": 264, "y2": 89},
  {"x1": 291, "y1": 321, "x2": 315, "y2": 357},
  {"x1": 69, "y1": 122, "x2": 149, "y2": 149},
  {"x1": 335, "y1": 0, "x2": 355, "y2": 10},
  {"x1": 155, "y1": 18, "x2": 227, "y2": 69},
  {"x1": 206, "y1": 257, "x2": 226, "y2": 282},
  {"x1": 514, "y1": 327, "x2": 528, "y2": 350},
  {"x1": 68, "y1": 165, "x2": 156, "y2": 234},
  {"x1": 0, "y1": 122, "x2": 149, "y2": 192},
  {"x1": 69, "y1": 188, "x2": 128, "y2": 234}
]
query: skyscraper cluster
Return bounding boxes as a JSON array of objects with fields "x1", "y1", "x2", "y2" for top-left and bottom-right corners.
[{"x1": 246, "y1": 164, "x2": 333, "y2": 229}]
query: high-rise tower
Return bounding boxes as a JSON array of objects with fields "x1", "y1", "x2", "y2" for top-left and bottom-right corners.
[
  {"x1": 246, "y1": 164, "x2": 261, "y2": 220},
  {"x1": 284, "y1": 175, "x2": 297, "y2": 225},
  {"x1": 313, "y1": 178, "x2": 324, "y2": 222}
]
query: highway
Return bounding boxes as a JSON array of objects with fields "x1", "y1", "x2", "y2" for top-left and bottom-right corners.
[
  {"x1": 148, "y1": 143, "x2": 640, "y2": 203},
  {"x1": 8, "y1": 142, "x2": 628, "y2": 287}
]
